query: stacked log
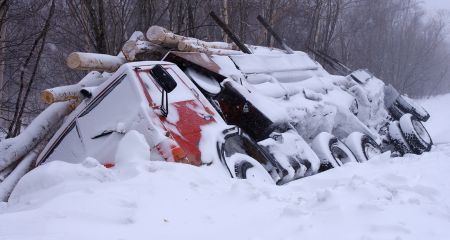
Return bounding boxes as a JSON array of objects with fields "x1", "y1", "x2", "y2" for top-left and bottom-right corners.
[
  {"x1": 0, "y1": 100, "x2": 76, "y2": 172},
  {"x1": 41, "y1": 71, "x2": 105, "y2": 104},
  {"x1": 122, "y1": 40, "x2": 167, "y2": 61},
  {"x1": 0, "y1": 149, "x2": 38, "y2": 201},
  {"x1": 146, "y1": 25, "x2": 191, "y2": 48},
  {"x1": 177, "y1": 40, "x2": 241, "y2": 55},
  {"x1": 146, "y1": 25, "x2": 242, "y2": 55},
  {"x1": 177, "y1": 39, "x2": 237, "y2": 51},
  {"x1": 66, "y1": 52, "x2": 126, "y2": 72}
]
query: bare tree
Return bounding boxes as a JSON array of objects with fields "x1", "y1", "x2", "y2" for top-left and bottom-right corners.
[{"x1": 6, "y1": 0, "x2": 55, "y2": 138}]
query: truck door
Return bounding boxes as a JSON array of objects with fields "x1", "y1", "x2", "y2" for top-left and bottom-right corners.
[{"x1": 135, "y1": 66, "x2": 219, "y2": 166}]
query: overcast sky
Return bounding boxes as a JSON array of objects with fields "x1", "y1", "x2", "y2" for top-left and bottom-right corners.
[{"x1": 423, "y1": 0, "x2": 450, "y2": 12}]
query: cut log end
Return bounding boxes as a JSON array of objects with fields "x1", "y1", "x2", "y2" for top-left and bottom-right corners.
[
  {"x1": 41, "y1": 90, "x2": 55, "y2": 104},
  {"x1": 66, "y1": 52, "x2": 81, "y2": 69},
  {"x1": 66, "y1": 52, "x2": 125, "y2": 72},
  {"x1": 146, "y1": 25, "x2": 166, "y2": 44}
]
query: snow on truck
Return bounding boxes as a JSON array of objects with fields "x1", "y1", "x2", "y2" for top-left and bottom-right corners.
[{"x1": 0, "y1": 15, "x2": 433, "y2": 200}]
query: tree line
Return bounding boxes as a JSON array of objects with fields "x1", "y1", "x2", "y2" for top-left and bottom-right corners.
[{"x1": 1, "y1": 0, "x2": 449, "y2": 137}]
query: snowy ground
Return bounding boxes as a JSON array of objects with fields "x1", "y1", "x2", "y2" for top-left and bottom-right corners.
[{"x1": 1, "y1": 95, "x2": 450, "y2": 240}]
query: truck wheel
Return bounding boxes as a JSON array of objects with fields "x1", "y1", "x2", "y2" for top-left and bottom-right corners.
[
  {"x1": 233, "y1": 159, "x2": 273, "y2": 183},
  {"x1": 388, "y1": 103, "x2": 405, "y2": 120},
  {"x1": 345, "y1": 132, "x2": 382, "y2": 162},
  {"x1": 388, "y1": 121, "x2": 411, "y2": 156},
  {"x1": 217, "y1": 127, "x2": 276, "y2": 184},
  {"x1": 396, "y1": 96, "x2": 430, "y2": 122},
  {"x1": 399, "y1": 114, "x2": 433, "y2": 154},
  {"x1": 311, "y1": 132, "x2": 357, "y2": 172}
]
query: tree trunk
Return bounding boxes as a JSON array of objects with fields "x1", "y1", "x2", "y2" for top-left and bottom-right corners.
[
  {"x1": 7, "y1": 0, "x2": 55, "y2": 138},
  {"x1": 222, "y1": 0, "x2": 229, "y2": 42},
  {"x1": 0, "y1": 0, "x2": 9, "y2": 104}
]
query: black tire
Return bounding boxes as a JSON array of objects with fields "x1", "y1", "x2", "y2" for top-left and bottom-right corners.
[
  {"x1": 388, "y1": 102, "x2": 405, "y2": 120},
  {"x1": 233, "y1": 158, "x2": 274, "y2": 183},
  {"x1": 396, "y1": 96, "x2": 430, "y2": 122},
  {"x1": 234, "y1": 160, "x2": 254, "y2": 179},
  {"x1": 216, "y1": 126, "x2": 278, "y2": 183},
  {"x1": 311, "y1": 132, "x2": 357, "y2": 172},
  {"x1": 288, "y1": 156, "x2": 312, "y2": 179},
  {"x1": 399, "y1": 114, "x2": 433, "y2": 154},
  {"x1": 388, "y1": 121, "x2": 411, "y2": 156},
  {"x1": 345, "y1": 132, "x2": 382, "y2": 162}
]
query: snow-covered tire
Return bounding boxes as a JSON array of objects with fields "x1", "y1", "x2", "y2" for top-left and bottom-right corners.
[
  {"x1": 396, "y1": 96, "x2": 430, "y2": 122},
  {"x1": 311, "y1": 132, "x2": 357, "y2": 172},
  {"x1": 217, "y1": 127, "x2": 277, "y2": 183},
  {"x1": 345, "y1": 132, "x2": 382, "y2": 162},
  {"x1": 231, "y1": 156, "x2": 274, "y2": 184},
  {"x1": 388, "y1": 121, "x2": 411, "y2": 156},
  {"x1": 287, "y1": 156, "x2": 309, "y2": 179},
  {"x1": 399, "y1": 114, "x2": 433, "y2": 154},
  {"x1": 388, "y1": 103, "x2": 405, "y2": 120}
]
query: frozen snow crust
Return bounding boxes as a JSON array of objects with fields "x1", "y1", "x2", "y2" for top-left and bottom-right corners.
[{"x1": 1, "y1": 96, "x2": 450, "y2": 240}]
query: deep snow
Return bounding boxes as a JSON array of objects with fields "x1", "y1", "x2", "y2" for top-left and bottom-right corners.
[{"x1": 0, "y1": 95, "x2": 450, "y2": 240}]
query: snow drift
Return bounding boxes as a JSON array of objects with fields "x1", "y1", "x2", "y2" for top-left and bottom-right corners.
[{"x1": 0, "y1": 94, "x2": 449, "y2": 240}]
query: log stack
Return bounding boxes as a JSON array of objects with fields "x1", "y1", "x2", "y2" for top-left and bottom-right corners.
[{"x1": 64, "y1": 26, "x2": 245, "y2": 73}]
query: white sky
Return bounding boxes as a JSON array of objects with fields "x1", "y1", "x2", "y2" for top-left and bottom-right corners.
[{"x1": 422, "y1": 0, "x2": 450, "y2": 12}]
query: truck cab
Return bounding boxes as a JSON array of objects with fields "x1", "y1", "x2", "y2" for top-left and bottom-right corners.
[{"x1": 36, "y1": 62, "x2": 226, "y2": 167}]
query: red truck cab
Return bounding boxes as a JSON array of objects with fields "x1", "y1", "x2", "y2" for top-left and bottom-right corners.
[{"x1": 35, "y1": 62, "x2": 226, "y2": 167}]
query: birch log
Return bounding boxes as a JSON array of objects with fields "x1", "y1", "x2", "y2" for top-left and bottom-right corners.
[
  {"x1": 0, "y1": 101, "x2": 75, "y2": 171},
  {"x1": 67, "y1": 52, "x2": 126, "y2": 72},
  {"x1": 177, "y1": 41, "x2": 242, "y2": 55},
  {"x1": 0, "y1": 150, "x2": 37, "y2": 201},
  {"x1": 146, "y1": 25, "x2": 195, "y2": 48},
  {"x1": 122, "y1": 40, "x2": 166, "y2": 61},
  {"x1": 178, "y1": 39, "x2": 237, "y2": 51},
  {"x1": 41, "y1": 71, "x2": 104, "y2": 104}
]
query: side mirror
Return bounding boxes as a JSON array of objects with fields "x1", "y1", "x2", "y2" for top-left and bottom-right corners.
[{"x1": 150, "y1": 64, "x2": 177, "y2": 93}]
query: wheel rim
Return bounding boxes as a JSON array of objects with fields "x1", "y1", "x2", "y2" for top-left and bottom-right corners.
[
  {"x1": 412, "y1": 119, "x2": 431, "y2": 145},
  {"x1": 363, "y1": 142, "x2": 381, "y2": 160},
  {"x1": 245, "y1": 166, "x2": 273, "y2": 183},
  {"x1": 330, "y1": 143, "x2": 347, "y2": 166}
]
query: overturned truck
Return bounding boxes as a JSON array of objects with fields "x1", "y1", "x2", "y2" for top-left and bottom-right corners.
[{"x1": 0, "y1": 17, "x2": 433, "y2": 199}]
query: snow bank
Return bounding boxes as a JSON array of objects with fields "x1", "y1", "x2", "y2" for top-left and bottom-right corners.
[
  {"x1": 419, "y1": 94, "x2": 450, "y2": 144},
  {"x1": 0, "y1": 94, "x2": 450, "y2": 240}
]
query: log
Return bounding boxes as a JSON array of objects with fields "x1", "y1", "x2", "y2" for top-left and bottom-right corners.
[
  {"x1": 122, "y1": 40, "x2": 166, "y2": 61},
  {"x1": 177, "y1": 41, "x2": 242, "y2": 55},
  {"x1": 66, "y1": 52, "x2": 126, "y2": 72},
  {"x1": 0, "y1": 101, "x2": 75, "y2": 172},
  {"x1": 178, "y1": 39, "x2": 237, "y2": 51},
  {"x1": 41, "y1": 71, "x2": 104, "y2": 104},
  {"x1": 146, "y1": 25, "x2": 195, "y2": 48},
  {"x1": 129, "y1": 31, "x2": 146, "y2": 42},
  {"x1": 0, "y1": 162, "x2": 16, "y2": 182},
  {"x1": 0, "y1": 149, "x2": 37, "y2": 202},
  {"x1": 41, "y1": 85, "x2": 82, "y2": 104}
]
